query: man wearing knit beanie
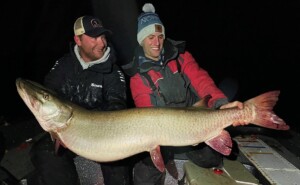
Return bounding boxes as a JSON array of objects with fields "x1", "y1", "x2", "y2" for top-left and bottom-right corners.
[
  {"x1": 122, "y1": 3, "x2": 243, "y2": 185},
  {"x1": 137, "y1": 3, "x2": 165, "y2": 45}
]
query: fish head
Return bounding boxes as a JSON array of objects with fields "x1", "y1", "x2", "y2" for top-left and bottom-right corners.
[{"x1": 16, "y1": 78, "x2": 73, "y2": 132}]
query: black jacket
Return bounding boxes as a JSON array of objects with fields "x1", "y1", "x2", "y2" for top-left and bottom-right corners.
[{"x1": 44, "y1": 43, "x2": 127, "y2": 111}]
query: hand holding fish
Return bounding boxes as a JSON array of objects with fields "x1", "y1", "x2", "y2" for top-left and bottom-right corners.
[{"x1": 220, "y1": 101, "x2": 246, "y2": 126}]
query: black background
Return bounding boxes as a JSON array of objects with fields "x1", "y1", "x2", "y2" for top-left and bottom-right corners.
[{"x1": 2, "y1": 0, "x2": 299, "y2": 133}]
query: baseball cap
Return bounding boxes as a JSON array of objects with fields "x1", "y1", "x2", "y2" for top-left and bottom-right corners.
[{"x1": 74, "y1": 16, "x2": 112, "y2": 37}]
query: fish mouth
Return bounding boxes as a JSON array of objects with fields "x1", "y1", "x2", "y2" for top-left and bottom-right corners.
[
  {"x1": 16, "y1": 78, "x2": 27, "y2": 102},
  {"x1": 16, "y1": 78, "x2": 49, "y2": 131},
  {"x1": 16, "y1": 78, "x2": 23, "y2": 92}
]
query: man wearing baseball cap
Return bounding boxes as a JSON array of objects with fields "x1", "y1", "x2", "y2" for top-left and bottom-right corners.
[
  {"x1": 74, "y1": 15, "x2": 112, "y2": 37},
  {"x1": 28, "y1": 15, "x2": 131, "y2": 185}
]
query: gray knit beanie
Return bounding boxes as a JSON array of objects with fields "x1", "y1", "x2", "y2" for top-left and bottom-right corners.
[{"x1": 137, "y1": 3, "x2": 165, "y2": 45}]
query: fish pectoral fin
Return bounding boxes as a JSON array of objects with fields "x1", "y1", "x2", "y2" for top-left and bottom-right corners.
[
  {"x1": 150, "y1": 146, "x2": 166, "y2": 172},
  {"x1": 54, "y1": 139, "x2": 68, "y2": 154},
  {"x1": 205, "y1": 130, "x2": 232, "y2": 156},
  {"x1": 54, "y1": 139, "x2": 61, "y2": 154},
  {"x1": 50, "y1": 132, "x2": 67, "y2": 154}
]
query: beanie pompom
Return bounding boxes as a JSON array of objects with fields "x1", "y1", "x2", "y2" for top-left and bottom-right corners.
[{"x1": 142, "y1": 3, "x2": 155, "y2": 13}]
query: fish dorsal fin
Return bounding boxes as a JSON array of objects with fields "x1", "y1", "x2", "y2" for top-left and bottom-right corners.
[
  {"x1": 205, "y1": 130, "x2": 232, "y2": 156},
  {"x1": 193, "y1": 94, "x2": 211, "y2": 108},
  {"x1": 150, "y1": 146, "x2": 165, "y2": 172}
]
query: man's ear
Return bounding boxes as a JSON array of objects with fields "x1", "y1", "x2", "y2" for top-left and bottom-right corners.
[{"x1": 74, "y1": 35, "x2": 81, "y2": 45}]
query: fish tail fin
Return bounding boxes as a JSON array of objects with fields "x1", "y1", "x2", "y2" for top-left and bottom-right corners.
[{"x1": 246, "y1": 90, "x2": 289, "y2": 130}]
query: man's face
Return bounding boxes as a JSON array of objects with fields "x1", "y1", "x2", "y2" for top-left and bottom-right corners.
[
  {"x1": 142, "y1": 32, "x2": 164, "y2": 61},
  {"x1": 75, "y1": 34, "x2": 107, "y2": 62}
]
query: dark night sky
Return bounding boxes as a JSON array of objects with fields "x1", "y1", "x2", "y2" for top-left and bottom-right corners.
[{"x1": 1, "y1": 0, "x2": 299, "y2": 132}]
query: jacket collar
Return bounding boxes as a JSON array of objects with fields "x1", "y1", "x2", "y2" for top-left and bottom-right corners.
[{"x1": 69, "y1": 42, "x2": 116, "y2": 73}]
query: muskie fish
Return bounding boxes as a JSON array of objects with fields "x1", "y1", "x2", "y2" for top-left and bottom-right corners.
[{"x1": 16, "y1": 78, "x2": 289, "y2": 172}]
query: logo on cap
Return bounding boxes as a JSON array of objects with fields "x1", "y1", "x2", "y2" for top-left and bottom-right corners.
[
  {"x1": 90, "y1": 19, "x2": 102, "y2": 28},
  {"x1": 154, "y1": 24, "x2": 162, "y2": 33}
]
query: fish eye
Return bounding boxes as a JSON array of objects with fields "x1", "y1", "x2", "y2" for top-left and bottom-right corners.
[{"x1": 43, "y1": 93, "x2": 49, "y2": 100}]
